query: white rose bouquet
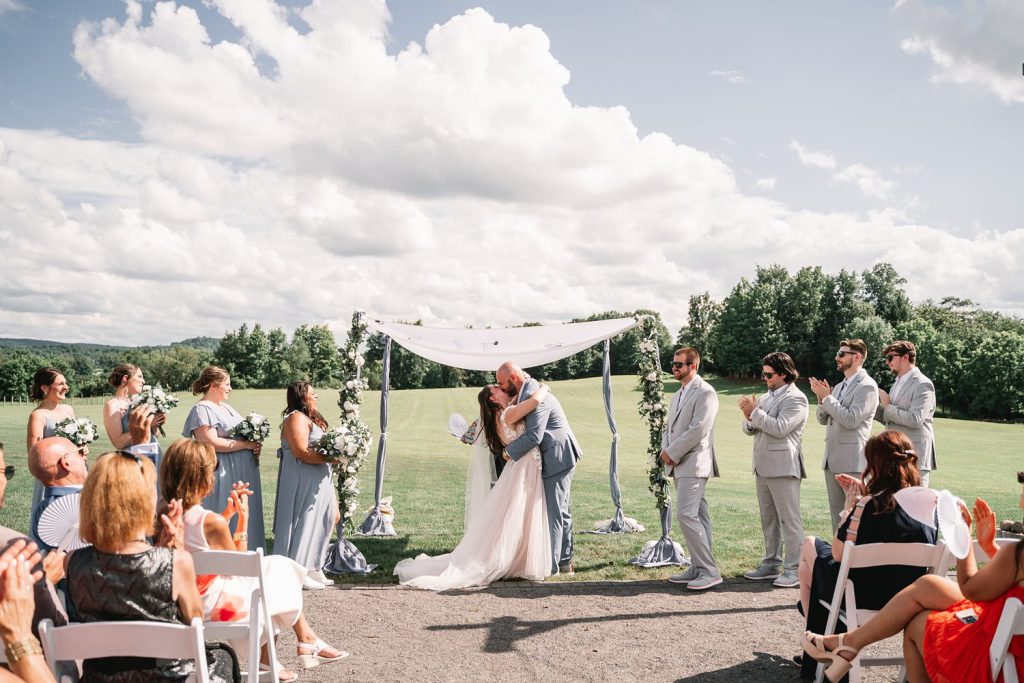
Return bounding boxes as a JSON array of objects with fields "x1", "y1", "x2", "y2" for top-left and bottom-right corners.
[
  {"x1": 127, "y1": 384, "x2": 180, "y2": 436},
  {"x1": 314, "y1": 423, "x2": 372, "y2": 465},
  {"x1": 231, "y1": 412, "x2": 271, "y2": 443},
  {"x1": 53, "y1": 417, "x2": 99, "y2": 447}
]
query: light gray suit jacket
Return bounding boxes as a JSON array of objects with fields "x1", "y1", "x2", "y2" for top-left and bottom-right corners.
[
  {"x1": 742, "y1": 382, "x2": 809, "y2": 479},
  {"x1": 817, "y1": 369, "x2": 879, "y2": 473},
  {"x1": 874, "y1": 367, "x2": 937, "y2": 471},
  {"x1": 662, "y1": 375, "x2": 720, "y2": 479},
  {"x1": 506, "y1": 377, "x2": 582, "y2": 479}
]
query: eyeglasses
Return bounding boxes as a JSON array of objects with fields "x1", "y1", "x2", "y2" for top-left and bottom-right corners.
[
  {"x1": 670, "y1": 361, "x2": 692, "y2": 369},
  {"x1": 116, "y1": 449, "x2": 144, "y2": 474},
  {"x1": 762, "y1": 372, "x2": 777, "y2": 379},
  {"x1": 885, "y1": 354, "x2": 903, "y2": 362},
  {"x1": 835, "y1": 350, "x2": 859, "y2": 358}
]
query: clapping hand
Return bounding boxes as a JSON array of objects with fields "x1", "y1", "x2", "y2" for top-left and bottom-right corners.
[
  {"x1": 0, "y1": 540, "x2": 41, "y2": 643},
  {"x1": 222, "y1": 481, "x2": 253, "y2": 524},
  {"x1": 157, "y1": 499, "x2": 185, "y2": 550},
  {"x1": 809, "y1": 377, "x2": 832, "y2": 402},
  {"x1": 738, "y1": 395, "x2": 757, "y2": 420},
  {"x1": 836, "y1": 473, "x2": 866, "y2": 509},
  {"x1": 128, "y1": 404, "x2": 155, "y2": 445},
  {"x1": 878, "y1": 388, "x2": 891, "y2": 408},
  {"x1": 972, "y1": 498, "x2": 997, "y2": 559}
]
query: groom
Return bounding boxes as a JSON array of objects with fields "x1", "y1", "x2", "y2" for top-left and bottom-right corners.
[{"x1": 498, "y1": 361, "x2": 582, "y2": 575}]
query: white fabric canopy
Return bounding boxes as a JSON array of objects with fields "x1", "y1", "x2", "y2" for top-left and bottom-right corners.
[{"x1": 367, "y1": 318, "x2": 638, "y2": 371}]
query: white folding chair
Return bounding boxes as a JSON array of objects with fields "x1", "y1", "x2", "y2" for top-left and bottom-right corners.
[
  {"x1": 990, "y1": 597, "x2": 1024, "y2": 682},
  {"x1": 191, "y1": 547, "x2": 278, "y2": 683},
  {"x1": 38, "y1": 616, "x2": 210, "y2": 683},
  {"x1": 976, "y1": 537, "x2": 1020, "y2": 563},
  {"x1": 816, "y1": 540, "x2": 951, "y2": 683}
]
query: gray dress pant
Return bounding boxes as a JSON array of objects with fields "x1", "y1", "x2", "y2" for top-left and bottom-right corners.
[
  {"x1": 543, "y1": 467, "x2": 575, "y2": 574},
  {"x1": 674, "y1": 476, "x2": 719, "y2": 577},
  {"x1": 755, "y1": 475, "x2": 804, "y2": 572}
]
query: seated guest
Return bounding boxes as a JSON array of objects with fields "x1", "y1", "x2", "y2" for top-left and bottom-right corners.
[
  {"x1": 803, "y1": 498, "x2": 1012, "y2": 682},
  {"x1": 27, "y1": 437, "x2": 88, "y2": 553},
  {"x1": 795, "y1": 431, "x2": 937, "y2": 679},
  {"x1": 160, "y1": 439, "x2": 347, "y2": 681},
  {"x1": 0, "y1": 538, "x2": 56, "y2": 683},
  {"x1": 0, "y1": 528, "x2": 68, "y2": 640},
  {"x1": 64, "y1": 450, "x2": 205, "y2": 681}
]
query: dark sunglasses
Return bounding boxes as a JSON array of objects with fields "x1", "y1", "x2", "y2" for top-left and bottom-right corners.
[
  {"x1": 115, "y1": 449, "x2": 145, "y2": 474},
  {"x1": 762, "y1": 372, "x2": 777, "y2": 379},
  {"x1": 885, "y1": 353, "x2": 903, "y2": 362},
  {"x1": 835, "y1": 350, "x2": 859, "y2": 358},
  {"x1": 670, "y1": 361, "x2": 692, "y2": 369}
]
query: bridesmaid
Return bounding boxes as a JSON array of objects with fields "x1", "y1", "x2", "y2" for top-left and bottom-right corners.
[
  {"x1": 181, "y1": 366, "x2": 265, "y2": 551},
  {"x1": 273, "y1": 381, "x2": 339, "y2": 590},
  {"x1": 101, "y1": 363, "x2": 165, "y2": 467},
  {"x1": 25, "y1": 367, "x2": 76, "y2": 512}
]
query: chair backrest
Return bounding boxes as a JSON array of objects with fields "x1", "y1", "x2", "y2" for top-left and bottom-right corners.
[
  {"x1": 990, "y1": 597, "x2": 1024, "y2": 682},
  {"x1": 190, "y1": 547, "x2": 275, "y2": 683},
  {"x1": 38, "y1": 616, "x2": 210, "y2": 683},
  {"x1": 976, "y1": 538, "x2": 1021, "y2": 563}
]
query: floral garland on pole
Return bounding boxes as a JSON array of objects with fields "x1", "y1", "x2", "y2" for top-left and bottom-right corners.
[
  {"x1": 635, "y1": 315, "x2": 670, "y2": 510},
  {"x1": 334, "y1": 311, "x2": 373, "y2": 534}
]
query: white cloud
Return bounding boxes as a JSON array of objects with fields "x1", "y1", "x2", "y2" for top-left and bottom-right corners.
[
  {"x1": 0, "y1": 0, "x2": 24, "y2": 16},
  {"x1": 0, "y1": 0, "x2": 1021, "y2": 345},
  {"x1": 754, "y1": 177, "x2": 776, "y2": 191},
  {"x1": 789, "y1": 140, "x2": 836, "y2": 170},
  {"x1": 898, "y1": 0, "x2": 1024, "y2": 104},
  {"x1": 710, "y1": 69, "x2": 747, "y2": 84}
]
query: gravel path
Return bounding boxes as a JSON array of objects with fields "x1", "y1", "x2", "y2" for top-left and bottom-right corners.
[{"x1": 271, "y1": 578, "x2": 905, "y2": 682}]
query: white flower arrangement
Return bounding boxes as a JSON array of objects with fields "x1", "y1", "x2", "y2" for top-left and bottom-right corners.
[
  {"x1": 635, "y1": 315, "x2": 672, "y2": 510},
  {"x1": 127, "y1": 383, "x2": 180, "y2": 437},
  {"x1": 334, "y1": 311, "x2": 374, "y2": 533},
  {"x1": 231, "y1": 412, "x2": 271, "y2": 443},
  {"x1": 53, "y1": 417, "x2": 99, "y2": 447}
]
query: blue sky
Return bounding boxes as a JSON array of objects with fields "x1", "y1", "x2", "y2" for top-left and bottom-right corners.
[{"x1": 0, "y1": 0, "x2": 1021, "y2": 344}]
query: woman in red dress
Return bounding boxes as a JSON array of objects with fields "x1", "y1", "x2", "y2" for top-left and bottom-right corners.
[{"x1": 803, "y1": 496, "x2": 1022, "y2": 682}]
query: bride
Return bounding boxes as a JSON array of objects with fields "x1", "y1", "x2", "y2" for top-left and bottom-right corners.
[{"x1": 394, "y1": 383, "x2": 552, "y2": 590}]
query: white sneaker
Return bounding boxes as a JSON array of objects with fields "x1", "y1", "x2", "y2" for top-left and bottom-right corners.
[
  {"x1": 302, "y1": 575, "x2": 325, "y2": 591},
  {"x1": 308, "y1": 570, "x2": 334, "y2": 586}
]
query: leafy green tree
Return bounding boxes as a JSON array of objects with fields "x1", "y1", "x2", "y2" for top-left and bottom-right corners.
[
  {"x1": 861, "y1": 263, "x2": 912, "y2": 327},
  {"x1": 778, "y1": 266, "x2": 828, "y2": 374},
  {"x1": 292, "y1": 325, "x2": 341, "y2": 386},
  {"x1": 963, "y1": 331, "x2": 1024, "y2": 419},
  {"x1": 0, "y1": 350, "x2": 47, "y2": 399},
  {"x1": 676, "y1": 293, "x2": 722, "y2": 368},
  {"x1": 146, "y1": 346, "x2": 214, "y2": 391},
  {"x1": 263, "y1": 328, "x2": 298, "y2": 387},
  {"x1": 814, "y1": 269, "x2": 872, "y2": 376}
]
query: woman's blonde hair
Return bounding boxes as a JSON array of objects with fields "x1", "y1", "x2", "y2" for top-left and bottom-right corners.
[
  {"x1": 160, "y1": 438, "x2": 217, "y2": 508},
  {"x1": 79, "y1": 451, "x2": 157, "y2": 551}
]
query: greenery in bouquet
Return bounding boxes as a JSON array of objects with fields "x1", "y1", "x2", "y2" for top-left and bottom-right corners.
[
  {"x1": 53, "y1": 417, "x2": 99, "y2": 447},
  {"x1": 334, "y1": 310, "x2": 374, "y2": 533},
  {"x1": 231, "y1": 412, "x2": 271, "y2": 443},
  {"x1": 127, "y1": 383, "x2": 180, "y2": 436},
  {"x1": 635, "y1": 315, "x2": 671, "y2": 510}
]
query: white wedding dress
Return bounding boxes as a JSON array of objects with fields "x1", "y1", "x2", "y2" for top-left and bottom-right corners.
[{"x1": 394, "y1": 407, "x2": 552, "y2": 589}]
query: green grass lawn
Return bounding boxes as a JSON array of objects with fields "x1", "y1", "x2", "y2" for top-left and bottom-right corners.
[{"x1": 1, "y1": 376, "x2": 1020, "y2": 583}]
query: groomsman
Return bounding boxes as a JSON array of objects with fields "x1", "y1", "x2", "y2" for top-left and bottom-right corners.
[
  {"x1": 660, "y1": 347, "x2": 721, "y2": 591},
  {"x1": 876, "y1": 340, "x2": 937, "y2": 486},
  {"x1": 739, "y1": 352, "x2": 809, "y2": 588},
  {"x1": 809, "y1": 339, "x2": 879, "y2": 533}
]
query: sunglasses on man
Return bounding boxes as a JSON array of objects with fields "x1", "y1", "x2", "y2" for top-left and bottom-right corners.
[
  {"x1": 885, "y1": 353, "x2": 904, "y2": 362},
  {"x1": 835, "y1": 350, "x2": 859, "y2": 358},
  {"x1": 670, "y1": 361, "x2": 693, "y2": 369}
]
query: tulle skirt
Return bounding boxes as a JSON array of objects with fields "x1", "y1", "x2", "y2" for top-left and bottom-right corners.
[{"x1": 395, "y1": 452, "x2": 551, "y2": 590}]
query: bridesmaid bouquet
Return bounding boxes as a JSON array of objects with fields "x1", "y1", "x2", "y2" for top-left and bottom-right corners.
[
  {"x1": 127, "y1": 384, "x2": 180, "y2": 437},
  {"x1": 52, "y1": 417, "x2": 99, "y2": 447},
  {"x1": 231, "y1": 412, "x2": 271, "y2": 443},
  {"x1": 314, "y1": 423, "x2": 370, "y2": 464}
]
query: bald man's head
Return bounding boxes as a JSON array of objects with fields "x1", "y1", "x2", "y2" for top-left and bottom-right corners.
[
  {"x1": 29, "y1": 436, "x2": 88, "y2": 487},
  {"x1": 496, "y1": 362, "x2": 525, "y2": 397}
]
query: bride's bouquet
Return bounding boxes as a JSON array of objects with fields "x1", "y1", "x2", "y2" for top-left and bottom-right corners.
[
  {"x1": 127, "y1": 384, "x2": 180, "y2": 436},
  {"x1": 231, "y1": 412, "x2": 271, "y2": 443},
  {"x1": 52, "y1": 417, "x2": 99, "y2": 447}
]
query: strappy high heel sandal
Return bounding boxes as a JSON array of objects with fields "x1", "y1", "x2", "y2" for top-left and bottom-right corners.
[
  {"x1": 297, "y1": 638, "x2": 349, "y2": 670},
  {"x1": 801, "y1": 631, "x2": 858, "y2": 682}
]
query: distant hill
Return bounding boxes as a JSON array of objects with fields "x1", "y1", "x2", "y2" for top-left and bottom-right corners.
[{"x1": 0, "y1": 336, "x2": 219, "y2": 352}]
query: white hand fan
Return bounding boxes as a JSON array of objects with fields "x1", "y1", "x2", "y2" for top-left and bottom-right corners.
[
  {"x1": 936, "y1": 489, "x2": 971, "y2": 560},
  {"x1": 37, "y1": 493, "x2": 89, "y2": 552},
  {"x1": 448, "y1": 414, "x2": 469, "y2": 439}
]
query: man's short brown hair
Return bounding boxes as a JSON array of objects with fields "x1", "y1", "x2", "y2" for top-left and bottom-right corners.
[
  {"x1": 840, "y1": 339, "x2": 868, "y2": 358},
  {"x1": 673, "y1": 347, "x2": 701, "y2": 365},
  {"x1": 883, "y1": 340, "x2": 917, "y2": 363}
]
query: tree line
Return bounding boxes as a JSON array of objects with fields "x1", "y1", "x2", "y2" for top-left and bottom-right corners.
[{"x1": 1, "y1": 263, "x2": 1020, "y2": 419}]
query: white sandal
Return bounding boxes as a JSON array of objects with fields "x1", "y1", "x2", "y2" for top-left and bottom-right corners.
[
  {"x1": 258, "y1": 661, "x2": 298, "y2": 682},
  {"x1": 297, "y1": 639, "x2": 349, "y2": 669}
]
